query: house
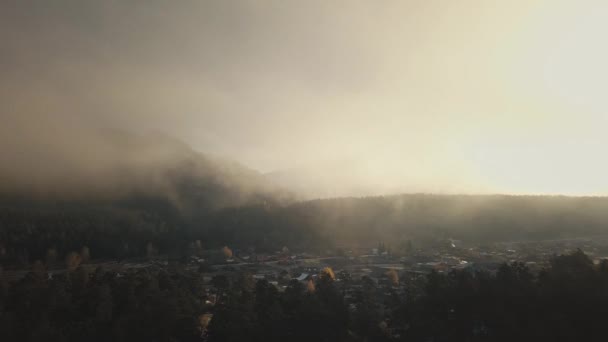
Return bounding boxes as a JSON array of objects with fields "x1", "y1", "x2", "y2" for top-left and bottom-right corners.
[{"x1": 295, "y1": 273, "x2": 310, "y2": 282}]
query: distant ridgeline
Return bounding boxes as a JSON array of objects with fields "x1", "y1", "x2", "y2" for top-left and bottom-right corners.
[{"x1": 2, "y1": 193, "x2": 608, "y2": 266}]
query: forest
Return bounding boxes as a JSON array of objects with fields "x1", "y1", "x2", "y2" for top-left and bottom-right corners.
[
  {"x1": 2, "y1": 194, "x2": 608, "y2": 267},
  {"x1": 1, "y1": 249, "x2": 607, "y2": 341}
]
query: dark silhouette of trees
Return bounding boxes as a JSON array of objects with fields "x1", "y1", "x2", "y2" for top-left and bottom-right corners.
[
  {"x1": 5, "y1": 193, "x2": 608, "y2": 341},
  {"x1": 2, "y1": 250, "x2": 608, "y2": 341}
]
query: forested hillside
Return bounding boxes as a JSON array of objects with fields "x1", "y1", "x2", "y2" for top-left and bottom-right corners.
[{"x1": 3, "y1": 194, "x2": 608, "y2": 268}]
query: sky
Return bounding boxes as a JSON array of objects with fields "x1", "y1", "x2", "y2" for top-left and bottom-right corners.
[{"x1": 2, "y1": 0, "x2": 608, "y2": 196}]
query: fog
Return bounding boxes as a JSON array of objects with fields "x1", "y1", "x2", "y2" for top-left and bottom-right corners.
[{"x1": 2, "y1": 0, "x2": 608, "y2": 197}]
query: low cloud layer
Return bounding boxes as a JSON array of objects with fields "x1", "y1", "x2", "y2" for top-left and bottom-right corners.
[{"x1": 2, "y1": 1, "x2": 608, "y2": 196}]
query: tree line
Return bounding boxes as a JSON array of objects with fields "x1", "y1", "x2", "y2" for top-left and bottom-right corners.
[{"x1": 4, "y1": 194, "x2": 608, "y2": 268}]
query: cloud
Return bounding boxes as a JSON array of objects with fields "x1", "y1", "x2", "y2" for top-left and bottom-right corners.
[{"x1": 2, "y1": 1, "x2": 607, "y2": 196}]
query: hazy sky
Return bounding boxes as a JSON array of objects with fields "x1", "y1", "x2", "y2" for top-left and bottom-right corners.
[{"x1": 2, "y1": 0, "x2": 608, "y2": 195}]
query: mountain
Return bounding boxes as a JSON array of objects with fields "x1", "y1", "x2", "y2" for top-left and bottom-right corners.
[{"x1": 0, "y1": 130, "x2": 291, "y2": 212}]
